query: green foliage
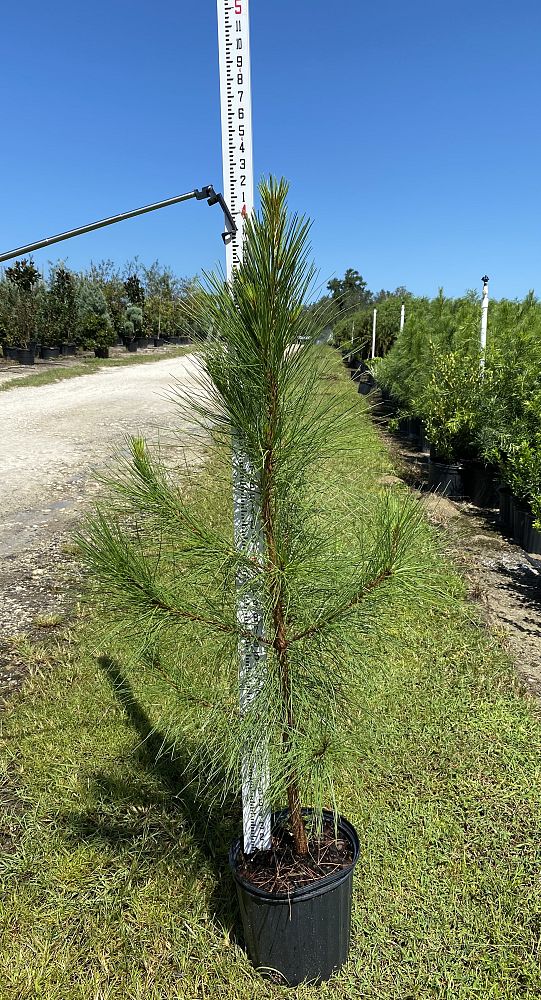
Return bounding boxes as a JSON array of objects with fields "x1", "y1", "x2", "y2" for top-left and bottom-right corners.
[
  {"x1": 76, "y1": 280, "x2": 114, "y2": 350},
  {"x1": 78, "y1": 178, "x2": 443, "y2": 849},
  {"x1": 124, "y1": 273, "x2": 145, "y2": 308},
  {"x1": 327, "y1": 268, "x2": 372, "y2": 314},
  {"x1": 377, "y1": 290, "x2": 541, "y2": 507},
  {"x1": 87, "y1": 260, "x2": 126, "y2": 340},
  {"x1": 5, "y1": 257, "x2": 41, "y2": 293},
  {"x1": 413, "y1": 349, "x2": 488, "y2": 463},
  {"x1": 333, "y1": 295, "x2": 405, "y2": 360},
  {"x1": 3, "y1": 257, "x2": 42, "y2": 345},
  {"x1": 123, "y1": 303, "x2": 143, "y2": 341},
  {"x1": 47, "y1": 264, "x2": 78, "y2": 345}
]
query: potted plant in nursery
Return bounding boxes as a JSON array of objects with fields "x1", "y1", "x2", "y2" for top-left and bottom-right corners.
[
  {"x1": 123, "y1": 304, "x2": 143, "y2": 351},
  {"x1": 416, "y1": 349, "x2": 487, "y2": 498},
  {"x1": 78, "y1": 179, "x2": 439, "y2": 986},
  {"x1": 4, "y1": 257, "x2": 42, "y2": 364},
  {"x1": 48, "y1": 264, "x2": 78, "y2": 355},
  {"x1": 76, "y1": 279, "x2": 115, "y2": 358}
]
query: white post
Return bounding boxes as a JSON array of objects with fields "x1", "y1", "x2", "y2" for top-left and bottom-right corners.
[
  {"x1": 480, "y1": 274, "x2": 489, "y2": 369},
  {"x1": 371, "y1": 308, "x2": 377, "y2": 359},
  {"x1": 400, "y1": 302, "x2": 405, "y2": 332},
  {"x1": 217, "y1": 0, "x2": 271, "y2": 854}
]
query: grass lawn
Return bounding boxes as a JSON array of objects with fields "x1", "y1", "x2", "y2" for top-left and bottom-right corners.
[
  {"x1": 1, "y1": 361, "x2": 541, "y2": 999},
  {"x1": 0, "y1": 345, "x2": 191, "y2": 393}
]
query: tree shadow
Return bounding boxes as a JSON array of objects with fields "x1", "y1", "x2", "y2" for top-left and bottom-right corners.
[{"x1": 61, "y1": 654, "x2": 242, "y2": 935}]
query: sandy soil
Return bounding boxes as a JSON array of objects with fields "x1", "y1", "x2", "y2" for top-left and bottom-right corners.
[{"x1": 0, "y1": 354, "x2": 202, "y2": 699}]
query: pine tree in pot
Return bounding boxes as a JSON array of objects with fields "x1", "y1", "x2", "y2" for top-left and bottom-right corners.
[{"x1": 78, "y1": 179, "x2": 439, "y2": 986}]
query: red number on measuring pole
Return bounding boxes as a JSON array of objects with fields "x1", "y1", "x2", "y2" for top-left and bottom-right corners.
[{"x1": 235, "y1": 2, "x2": 242, "y2": 12}]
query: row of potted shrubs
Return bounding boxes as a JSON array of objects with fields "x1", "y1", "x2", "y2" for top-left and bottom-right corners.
[{"x1": 343, "y1": 353, "x2": 541, "y2": 557}]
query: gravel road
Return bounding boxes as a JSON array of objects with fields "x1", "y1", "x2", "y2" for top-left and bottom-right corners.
[{"x1": 0, "y1": 355, "x2": 202, "y2": 693}]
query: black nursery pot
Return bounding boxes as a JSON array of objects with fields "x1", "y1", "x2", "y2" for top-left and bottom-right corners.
[
  {"x1": 428, "y1": 458, "x2": 464, "y2": 498},
  {"x1": 127, "y1": 340, "x2": 138, "y2": 352},
  {"x1": 40, "y1": 346, "x2": 59, "y2": 360},
  {"x1": 498, "y1": 486, "x2": 513, "y2": 533},
  {"x1": 511, "y1": 495, "x2": 530, "y2": 549},
  {"x1": 16, "y1": 347, "x2": 35, "y2": 365},
  {"x1": 522, "y1": 510, "x2": 541, "y2": 555},
  {"x1": 462, "y1": 461, "x2": 499, "y2": 508},
  {"x1": 230, "y1": 810, "x2": 359, "y2": 987}
]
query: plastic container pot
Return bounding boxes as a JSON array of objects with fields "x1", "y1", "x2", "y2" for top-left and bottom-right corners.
[
  {"x1": 522, "y1": 510, "x2": 541, "y2": 555},
  {"x1": 230, "y1": 810, "x2": 359, "y2": 987},
  {"x1": 407, "y1": 416, "x2": 422, "y2": 445},
  {"x1": 463, "y1": 461, "x2": 499, "y2": 508},
  {"x1": 428, "y1": 459, "x2": 464, "y2": 498},
  {"x1": 40, "y1": 346, "x2": 59, "y2": 360},
  {"x1": 511, "y1": 496, "x2": 530, "y2": 549},
  {"x1": 16, "y1": 347, "x2": 35, "y2": 365},
  {"x1": 498, "y1": 486, "x2": 513, "y2": 532}
]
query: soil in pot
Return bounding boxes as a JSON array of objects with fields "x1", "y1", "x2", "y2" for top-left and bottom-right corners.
[
  {"x1": 230, "y1": 810, "x2": 359, "y2": 986},
  {"x1": 428, "y1": 459, "x2": 464, "y2": 498}
]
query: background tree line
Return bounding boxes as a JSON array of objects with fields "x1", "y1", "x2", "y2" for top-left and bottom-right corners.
[{"x1": 0, "y1": 257, "x2": 205, "y2": 355}]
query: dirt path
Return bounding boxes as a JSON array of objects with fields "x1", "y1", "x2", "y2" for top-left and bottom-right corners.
[
  {"x1": 383, "y1": 430, "x2": 541, "y2": 697},
  {"x1": 0, "y1": 354, "x2": 202, "y2": 700}
]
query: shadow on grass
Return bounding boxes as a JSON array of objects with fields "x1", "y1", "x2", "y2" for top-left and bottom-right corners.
[{"x1": 61, "y1": 655, "x2": 242, "y2": 935}]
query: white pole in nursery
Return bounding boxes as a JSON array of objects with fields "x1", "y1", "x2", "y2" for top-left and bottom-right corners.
[
  {"x1": 371, "y1": 307, "x2": 377, "y2": 359},
  {"x1": 217, "y1": 0, "x2": 271, "y2": 854},
  {"x1": 400, "y1": 302, "x2": 405, "y2": 332},
  {"x1": 480, "y1": 275, "x2": 489, "y2": 369}
]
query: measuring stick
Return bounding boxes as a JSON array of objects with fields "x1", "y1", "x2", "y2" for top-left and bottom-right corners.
[{"x1": 217, "y1": 0, "x2": 271, "y2": 854}]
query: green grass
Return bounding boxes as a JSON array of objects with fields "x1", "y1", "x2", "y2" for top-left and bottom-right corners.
[
  {"x1": 1, "y1": 363, "x2": 541, "y2": 998},
  {"x1": 0, "y1": 346, "x2": 191, "y2": 392}
]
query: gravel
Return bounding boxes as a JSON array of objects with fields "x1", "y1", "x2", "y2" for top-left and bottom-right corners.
[{"x1": 0, "y1": 354, "x2": 202, "y2": 700}]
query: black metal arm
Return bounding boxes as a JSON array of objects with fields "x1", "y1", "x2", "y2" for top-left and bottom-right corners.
[{"x1": 0, "y1": 184, "x2": 237, "y2": 264}]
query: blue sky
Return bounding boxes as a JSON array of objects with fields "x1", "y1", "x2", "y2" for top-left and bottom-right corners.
[{"x1": 1, "y1": 1, "x2": 540, "y2": 299}]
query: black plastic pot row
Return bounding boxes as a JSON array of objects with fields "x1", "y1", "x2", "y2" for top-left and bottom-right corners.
[
  {"x1": 2, "y1": 336, "x2": 193, "y2": 366},
  {"x1": 397, "y1": 425, "x2": 541, "y2": 557},
  {"x1": 3, "y1": 343, "x2": 78, "y2": 364}
]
